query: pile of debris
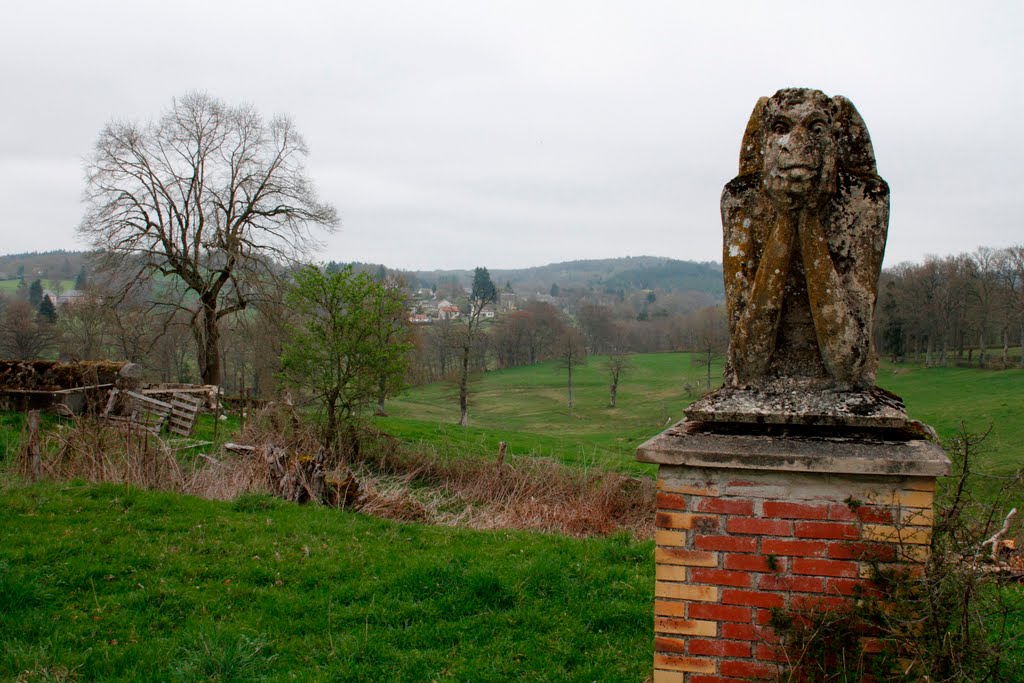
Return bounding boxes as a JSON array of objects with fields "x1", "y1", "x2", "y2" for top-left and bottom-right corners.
[{"x1": 0, "y1": 360, "x2": 136, "y2": 413}]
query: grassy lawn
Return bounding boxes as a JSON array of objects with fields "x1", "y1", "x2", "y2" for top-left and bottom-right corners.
[
  {"x1": 0, "y1": 482, "x2": 653, "y2": 682},
  {"x1": 0, "y1": 278, "x2": 75, "y2": 294},
  {"x1": 377, "y1": 352, "x2": 721, "y2": 476},
  {"x1": 876, "y1": 361, "x2": 1024, "y2": 478},
  {"x1": 378, "y1": 353, "x2": 1023, "y2": 480}
]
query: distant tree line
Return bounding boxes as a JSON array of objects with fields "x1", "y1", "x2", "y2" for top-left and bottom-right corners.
[{"x1": 875, "y1": 246, "x2": 1024, "y2": 367}]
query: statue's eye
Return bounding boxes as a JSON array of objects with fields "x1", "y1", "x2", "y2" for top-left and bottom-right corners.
[
  {"x1": 810, "y1": 121, "x2": 828, "y2": 134},
  {"x1": 771, "y1": 121, "x2": 789, "y2": 134}
]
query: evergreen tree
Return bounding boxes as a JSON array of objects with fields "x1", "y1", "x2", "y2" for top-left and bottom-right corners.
[
  {"x1": 75, "y1": 266, "x2": 88, "y2": 290},
  {"x1": 38, "y1": 295, "x2": 57, "y2": 323},
  {"x1": 28, "y1": 279, "x2": 43, "y2": 308}
]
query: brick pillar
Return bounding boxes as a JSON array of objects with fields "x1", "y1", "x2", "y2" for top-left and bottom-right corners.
[{"x1": 637, "y1": 424, "x2": 949, "y2": 682}]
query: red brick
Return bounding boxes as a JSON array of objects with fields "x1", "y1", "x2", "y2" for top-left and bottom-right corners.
[
  {"x1": 794, "y1": 521, "x2": 860, "y2": 540},
  {"x1": 690, "y1": 568, "x2": 753, "y2": 588},
  {"x1": 657, "y1": 492, "x2": 688, "y2": 511},
  {"x1": 694, "y1": 534, "x2": 758, "y2": 553},
  {"x1": 761, "y1": 538, "x2": 826, "y2": 557},
  {"x1": 696, "y1": 498, "x2": 754, "y2": 515},
  {"x1": 857, "y1": 506, "x2": 895, "y2": 524},
  {"x1": 790, "y1": 594, "x2": 850, "y2": 612},
  {"x1": 719, "y1": 660, "x2": 779, "y2": 679},
  {"x1": 763, "y1": 501, "x2": 829, "y2": 519},
  {"x1": 726, "y1": 517, "x2": 792, "y2": 536},
  {"x1": 655, "y1": 636, "x2": 686, "y2": 653},
  {"x1": 755, "y1": 643, "x2": 789, "y2": 662},
  {"x1": 688, "y1": 603, "x2": 752, "y2": 623},
  {"x1": 828, "y1": 541, "x2": 895, "y2": 562},
  {"x1": 724, "y1": 553, "x2": 784, "y2": 572},
  {"x1": 721, "y1": 622, "x2": 778, "y2": 643},
  {"x1": 824, "y1": 578, "x2": 865, "y2": 596},
  {"x1": 758, "y1": 574, "x2": 825, "y2": 593},
  {"x1": 688, "y1": 638, "x2": 752, "y2": 658},
  {"x1": 722, "y1": 589, "x2": 785, "y2": 609},
  {"x1": 690, "y1": 677, "x2": 750, "y2": 683},
  {"x1": 754, "y1": 608, "x2": 774, "y2": 625},
  {"x1": 792, "y1": 558, "x2": 859, "y2": 578},
  {"x1": 828, "y1": 502, "x2": 859, "y2": 521}
]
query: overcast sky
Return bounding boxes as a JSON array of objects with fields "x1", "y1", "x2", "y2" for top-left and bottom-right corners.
[{"x1": 1, "y1": 1, "x2": 1021, "y2": 271}]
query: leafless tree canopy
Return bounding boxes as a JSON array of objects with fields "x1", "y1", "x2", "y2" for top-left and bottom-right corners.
[{"x1": 79, "y1": 91, "x2": 338, "y2": 385}]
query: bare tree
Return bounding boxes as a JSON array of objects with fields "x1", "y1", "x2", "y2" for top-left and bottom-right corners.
[
  {"x1": 1, "y1": 300, "x2": 56, "y2": 360},
  {"x1": 556, "y1": 327, "x2": 587, "y2": 410},
  {"x1": 79, "y1": 91, "x2": 338, "y2": 386},
  {"x1": 455, "y1": 267, "x2": 497, "y2": 426},
  {"x1": 604, "y1": 350, "x2": 631, "y2": 408}
]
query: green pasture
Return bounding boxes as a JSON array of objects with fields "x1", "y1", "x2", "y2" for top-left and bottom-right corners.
[
  {"x1": 0, "y1": 482, "x2": 653, "y2": 681},
  {"x1": 378, "y1": 353, "x2": 1024, "y2": 480},
  {"x1": 876, "y1": 361, "x2": 1024, "y2": 479},
  {"x1": 0, "y1": 278, "x2": 75, "y2": 294},
  {"x1": 377, "y1": 352, "x2": 721, "y2": 476}
]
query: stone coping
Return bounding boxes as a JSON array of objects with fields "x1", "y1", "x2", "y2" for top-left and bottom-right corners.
[
  {"x1": 685, "y1": 386, "x2": 910, "y2": 429},
  {"x1": 636, "y1": 420, "x2": 951, "y2": 477}
]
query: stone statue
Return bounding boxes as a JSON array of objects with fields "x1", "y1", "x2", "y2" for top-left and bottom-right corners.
[{"x1": 721, "y1": 88, "x2": 888, "y2": 391}]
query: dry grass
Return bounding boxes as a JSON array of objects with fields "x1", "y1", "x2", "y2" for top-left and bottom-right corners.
[{"x1": 17, "y1": 405, "x2": 656, "y2": 540}]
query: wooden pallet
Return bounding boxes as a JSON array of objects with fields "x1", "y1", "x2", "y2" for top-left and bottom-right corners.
[
  {"x1": 165, "y1": 392, "x2": 203, "y2": 437},
  {"x1": 102, "y1": 389, "x2": 172, "y2": 435}
]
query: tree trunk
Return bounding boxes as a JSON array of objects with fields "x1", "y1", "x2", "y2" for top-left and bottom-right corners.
[
  {"x1": 567, "y1": 364, "x2": 574, "y2": 410},
  {"x1": 978, "y1": 330, "x2": 986, "y2": 367},
  {"x1": 197, "y1": 299, "x2": 222, "y2": 386},
  {"x1": 609, "y1": 379, "x2": 618, "y2": 408},
  {"x1": 458, "y1": 344, "x2": 470, "y2": 427},
  {"x1": 1002, "y1": 326, "x2": 1009, "y2": 367},
  {"x1": 325, "y1": 395, "x2": 338, "y2": 453}
]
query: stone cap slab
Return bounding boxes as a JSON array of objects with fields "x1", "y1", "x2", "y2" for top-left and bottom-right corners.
[
  {"x1": 685, "y1": 386, "x2": 910, "y2": 429},
  {"x1": 636, "y1": 420, "x2": 951, "y2": 477}
]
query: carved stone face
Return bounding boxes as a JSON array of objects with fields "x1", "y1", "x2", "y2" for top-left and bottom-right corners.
[{"x1": 761, "y1": 92, "x2": 837, "y2": 207}]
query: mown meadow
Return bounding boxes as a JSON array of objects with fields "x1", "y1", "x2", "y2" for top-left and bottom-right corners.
[{"x1": 1, "y1": 352, "x2": 1022, "y2": 680}]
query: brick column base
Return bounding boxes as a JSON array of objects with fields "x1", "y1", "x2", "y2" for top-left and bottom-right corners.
[{"x1": 636, "y1": 423, "x2": 950, "y2": 682}]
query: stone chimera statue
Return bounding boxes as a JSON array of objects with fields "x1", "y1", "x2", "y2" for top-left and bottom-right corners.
[{"x1": 721, "y1": 88, "x2": 888, "y2": 391}]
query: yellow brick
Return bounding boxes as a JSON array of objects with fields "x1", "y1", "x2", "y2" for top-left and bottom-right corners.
[
  {"x1": 861, "y1": 562, "x2": 926, "y2": 579},
  {"x1": 863, "y1": 524, "x2": 932, "y2": 545},
  {"x1": 655, "y1": 616, "x2": 717, "y2": 637},
  {"x1": 901, "y1": 507, "x2": 934, "y2": 527},
  {"x1": 659, "y1": 479, "x2": 720, "y2": 497},
  {"x1": 897, "y1": 545, "x2": 931, "y2": 563},
  {"x1": 903, "y1": 478, "x2": 936, "y2": 492},
  {"x1": 656, "y1": 547, "x2": 719, "y2": 567},
  {"x1": 656, "y1": 530, "x2": 687, "y2": 547},
  {"x1": 654, "y1": 654, "x2": 716, "y2": 674},
  {"x1": 655, "y1": 582, "x2": 719, "y2": 602},
  {"x1": 891, "y1": 490, "x2": 935, "y2": 509},
  {"x1": 655, "y1": 599, "x2": 687, "y2": 617},
  {"x1": 656, "y1": 511, "x2": 717, "y2": 531},
  {"x1": 656, "y1": 564, "x2": 688, "y2": 582},
  {"x1": 652, "y1": 670, "x2": 686, "y2": 683},
  {"x1": 656, "y1": 512, "x2": 695, "y2": 530}
]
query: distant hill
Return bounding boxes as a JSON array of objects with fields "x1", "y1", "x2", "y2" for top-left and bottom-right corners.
[
  {"x1": 394, "y1": 257, "x2": 724, "y2": 300},
  {"x1": 1, "y1": 250, "x2": 725, "y2": 302}
]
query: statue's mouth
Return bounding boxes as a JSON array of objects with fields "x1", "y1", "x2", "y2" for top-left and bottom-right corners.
[{"x1": 778, "y1": 164, "x2": 816, "y2": 181}]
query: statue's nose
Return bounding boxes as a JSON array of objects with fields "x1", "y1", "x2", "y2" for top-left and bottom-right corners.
[{"x1": 781, "y1": 128, "x2": 814, "y2": 158}]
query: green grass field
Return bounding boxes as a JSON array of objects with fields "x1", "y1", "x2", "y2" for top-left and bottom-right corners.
[
  {"x1": 2, "y1": 355, "x2": 1022, "y2": 680},
  {"x1": 378, "y1": 353, "x2": 1024, "y2": 480},
  {"x1": 0, "y1": 278, "x2": 75, "y2": 294},
  {"x1": 0, "y1": 482, "x2": 653, "y2": 681}
]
